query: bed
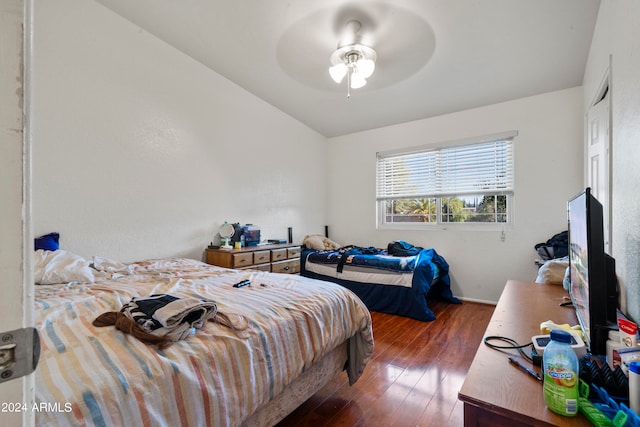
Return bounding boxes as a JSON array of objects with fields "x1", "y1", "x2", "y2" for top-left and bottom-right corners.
[
  {"x1": 33, "y1": 252, "x2": 374, "y2": 427},
  {"x1": 300, "y1": 244, "x2": 460, "y2": 322}
]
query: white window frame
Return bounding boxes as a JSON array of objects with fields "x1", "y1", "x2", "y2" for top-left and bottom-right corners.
[{"x1": 376, "y1": 131, "x2": 517, "y2": 231}]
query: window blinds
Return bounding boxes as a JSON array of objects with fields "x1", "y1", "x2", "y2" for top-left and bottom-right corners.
[{"x1": 376, "y1": 134, "x2": 515, "y2": 200}]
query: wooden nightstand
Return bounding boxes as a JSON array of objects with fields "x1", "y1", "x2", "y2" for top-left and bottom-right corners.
[{"x1": 205, "y1": 244, "x2": 301, "y2": 274}]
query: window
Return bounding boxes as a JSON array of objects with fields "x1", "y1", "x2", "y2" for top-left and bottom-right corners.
[{"x1": 376, "y1": 131, "x2": 516, "y2": 227}]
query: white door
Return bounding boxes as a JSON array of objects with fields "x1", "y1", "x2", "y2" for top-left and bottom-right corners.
[
  {"x1": 0, "y1": 0, "x2": 34, "y2": 426},
  {"x1": 587, "y1": 90, "x2": 611, "y2": 253}
]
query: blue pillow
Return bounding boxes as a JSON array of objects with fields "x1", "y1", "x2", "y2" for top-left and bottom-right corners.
[{"x1": 34, "y1": 232, "x2": 60, "y2": 251}]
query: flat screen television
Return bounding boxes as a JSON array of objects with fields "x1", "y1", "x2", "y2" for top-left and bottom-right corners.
[{"x1": 568, "y1": 187, "x2": 617, "y2": 356}]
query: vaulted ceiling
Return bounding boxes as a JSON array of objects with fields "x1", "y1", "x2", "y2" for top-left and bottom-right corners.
[{"x1": 95, "y1": 0, "x2": 601, "y2": 137}]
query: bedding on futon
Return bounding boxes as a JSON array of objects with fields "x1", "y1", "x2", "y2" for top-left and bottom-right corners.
[
  {"x1": 300, "y1": 246, "x2": 460, "y2": 322},
  {"x1": 34, "y1": 257, "x2": 373, "y2": 427}
]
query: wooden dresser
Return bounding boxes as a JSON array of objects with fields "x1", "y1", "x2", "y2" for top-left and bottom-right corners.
[
  {"x1": 205, "y1": 244, "x2": 301, "y2": 274},
  {"x1": 458, "y1": 280, "x2": 591, "y2": 426}
]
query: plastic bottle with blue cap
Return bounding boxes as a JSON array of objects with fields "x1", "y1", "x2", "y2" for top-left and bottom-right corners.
[
  {"x1": 543, "y1": 329, "x2": 579, "y2": 416},
  {"x1": 629, "y1": 361, "x2": 640, "y2": 415}
]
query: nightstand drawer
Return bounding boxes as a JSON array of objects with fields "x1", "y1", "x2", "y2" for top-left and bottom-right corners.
[
  {"x1": 271, "y1": 259, "x2": 300, "y2": 274},
  {"x1": 287, "y1": 246, "x2": 301, "y2": 259},
  {"x1": 271, "y1": 249, "x2": 288, "y2": 261},
  {"x1": 232, "y1": 253, "x2": 253, "y2": 267},
  {"x1": 253, "y1": 250, "x2": 270, "y2": 264}
]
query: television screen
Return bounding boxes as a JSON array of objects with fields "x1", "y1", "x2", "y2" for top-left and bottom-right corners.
[
  {"x1": 568, "y1": 191, "x2": 591, "y2": 344},
  {"x1": 568, "y1": 187, "x2": 616, "y2": 356}
]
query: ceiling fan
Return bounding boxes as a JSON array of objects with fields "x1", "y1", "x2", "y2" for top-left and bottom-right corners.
[{"x1": 275, "y1": 3, "x2": 435, "y2": 94}]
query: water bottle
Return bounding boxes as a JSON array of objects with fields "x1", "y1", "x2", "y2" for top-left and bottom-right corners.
[{"x1": 543, "y1": 329, "x2": 579, "y2": 416}]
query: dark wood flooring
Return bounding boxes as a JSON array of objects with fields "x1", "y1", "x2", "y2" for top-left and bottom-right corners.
[{"x1": 277, "y1": 300, "x2": 495, "y2": 427}]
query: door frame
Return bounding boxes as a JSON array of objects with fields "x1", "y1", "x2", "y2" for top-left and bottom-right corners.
[{"x1": 0, "y1": 0, "x2": 34, "y2": 426}]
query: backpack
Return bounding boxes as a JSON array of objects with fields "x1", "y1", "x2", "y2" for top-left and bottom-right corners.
[{"x1": 535, "y1": 231, "x2": 568, "y2": 260}]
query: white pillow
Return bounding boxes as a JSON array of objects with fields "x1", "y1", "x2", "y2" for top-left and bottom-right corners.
[
  {"x1": 303, "y1": 234, "x2": 342, "y2": 251},
  {"x1": 34, "y1": 249, "x2": 95, "y2": 285},
  {"x1": 535, "y1": 257, "x2": 569, "y2": 285},
  {"x1": 303, "y1": 235, "x2": 325, "y2": 250}
]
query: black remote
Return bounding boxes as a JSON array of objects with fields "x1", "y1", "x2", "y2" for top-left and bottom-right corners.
[{"x1": 233, "y1": 279, "x2": 251, "y2": 288}]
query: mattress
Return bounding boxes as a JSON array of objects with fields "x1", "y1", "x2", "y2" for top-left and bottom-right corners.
[
  {"x1": 33, "y1": 257, "x2": 374, "y2": 426},
  {"x1": 302, "y1": 261, "x2": 414, "y2": 287}
]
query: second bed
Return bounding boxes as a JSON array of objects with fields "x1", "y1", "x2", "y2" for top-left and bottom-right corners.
[{"x1": 300, "y1": 244, "x2": 460, "y2": 321}]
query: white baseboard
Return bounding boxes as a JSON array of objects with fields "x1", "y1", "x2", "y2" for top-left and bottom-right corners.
[{"x1": 456, "y1": 296, "x2": 497, "y2": 305}]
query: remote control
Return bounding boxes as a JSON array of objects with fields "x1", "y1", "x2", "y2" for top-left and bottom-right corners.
[{"x1": 233, "y1": 279, "x2": 251, "y2": 288}]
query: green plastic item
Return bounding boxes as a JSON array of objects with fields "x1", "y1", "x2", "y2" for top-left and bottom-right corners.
[
  {"x1": 578, "y1": 380, "x2": 628, "y2": 427},
  {"x1": 578, "y1": 397, "x2": 614, "y2": 427}
]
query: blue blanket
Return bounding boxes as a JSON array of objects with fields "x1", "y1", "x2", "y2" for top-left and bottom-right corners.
[
  {"x1": 306, "y1": 245, "x2": 429, "y2": 273},
  {"x1": 301, "y1": 246, "x2": 460, "y2": 321}
]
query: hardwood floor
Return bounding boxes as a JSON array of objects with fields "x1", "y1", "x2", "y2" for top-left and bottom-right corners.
[{"x1": 277, "y1": 300, "x2": 495, "y2": 427}]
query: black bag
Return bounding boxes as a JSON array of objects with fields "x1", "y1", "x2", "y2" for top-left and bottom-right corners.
[
  {"x1": 535, "y1": 231, "x2": 568, "y2": 260},
  {"x1": 387, "y1": 240, "x2": 423, "y2": 257}
]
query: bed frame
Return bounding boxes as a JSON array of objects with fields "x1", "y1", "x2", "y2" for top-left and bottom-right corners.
[{"x1": 244, "y1": 341, "x2": 347, "y2": 426}]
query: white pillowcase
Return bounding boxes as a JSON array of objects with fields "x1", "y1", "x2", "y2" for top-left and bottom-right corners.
[
  {"x1": 535, "y1": 257, "x2": 569, "y2": 285},
  {"x1": 303, "y1": 234, "x2": 342, "y2": 251},
  {"x1": 34, "y1": 249, "x2": 95, "y2": 285}
]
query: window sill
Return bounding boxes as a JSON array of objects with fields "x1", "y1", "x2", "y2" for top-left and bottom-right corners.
[{"x1": 377, "y1": 222, "x2": 513, "y2": 232}]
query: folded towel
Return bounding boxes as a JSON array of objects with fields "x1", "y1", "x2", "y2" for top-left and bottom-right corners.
[
  {"x1": 123, "y1": 294, "x2": 217, "y2": 341},
  {"x1": 93, "y1": 294, "x2": 217, "y2": 347}
]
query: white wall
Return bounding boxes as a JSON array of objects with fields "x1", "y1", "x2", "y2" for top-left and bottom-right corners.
[
  {"x1": 32, "y1": 0, "x2": 327, "y2": 262},
  {"x1": 30, "y1": 0, "x2": 608, "y2": 306},
  {"x1": 583, "y1": 0, "x2": 640, "y2": 321},
  {"x1": 327, "y1": 87, "x2": 584, "y2": 303}
]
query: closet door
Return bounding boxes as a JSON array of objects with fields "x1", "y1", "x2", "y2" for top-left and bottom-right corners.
[{"x1": 587, "y1": 88, "x2": 611, "y2": 253}]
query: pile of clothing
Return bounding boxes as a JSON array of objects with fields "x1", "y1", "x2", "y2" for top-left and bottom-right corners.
[{"x1": 94, "y1": 294, "x2": 217, "y2": 348}]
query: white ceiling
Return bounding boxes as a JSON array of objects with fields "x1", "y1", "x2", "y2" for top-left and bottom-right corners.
[{"x1": 95, "y1": 0, "x2": 601, "y2": 138}]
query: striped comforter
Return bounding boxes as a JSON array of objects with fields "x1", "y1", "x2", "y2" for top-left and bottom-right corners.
[{"x1": 34, "y1": 258, "x2": 373, "y2": 426}]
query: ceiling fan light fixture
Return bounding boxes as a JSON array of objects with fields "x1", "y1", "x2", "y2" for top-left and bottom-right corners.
[
  {"x1": 356, "y1": 58, "x2": 375, "y2": 79},
  {"x1": 350, "y1": 71, "x2": 367, "y2": 89},
  {"x1": 329, "y1": 62, "x2": 347, "y2": 83},
  {"x1": 329, "y1": 20, "x2": 377, "y2": 97}
]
